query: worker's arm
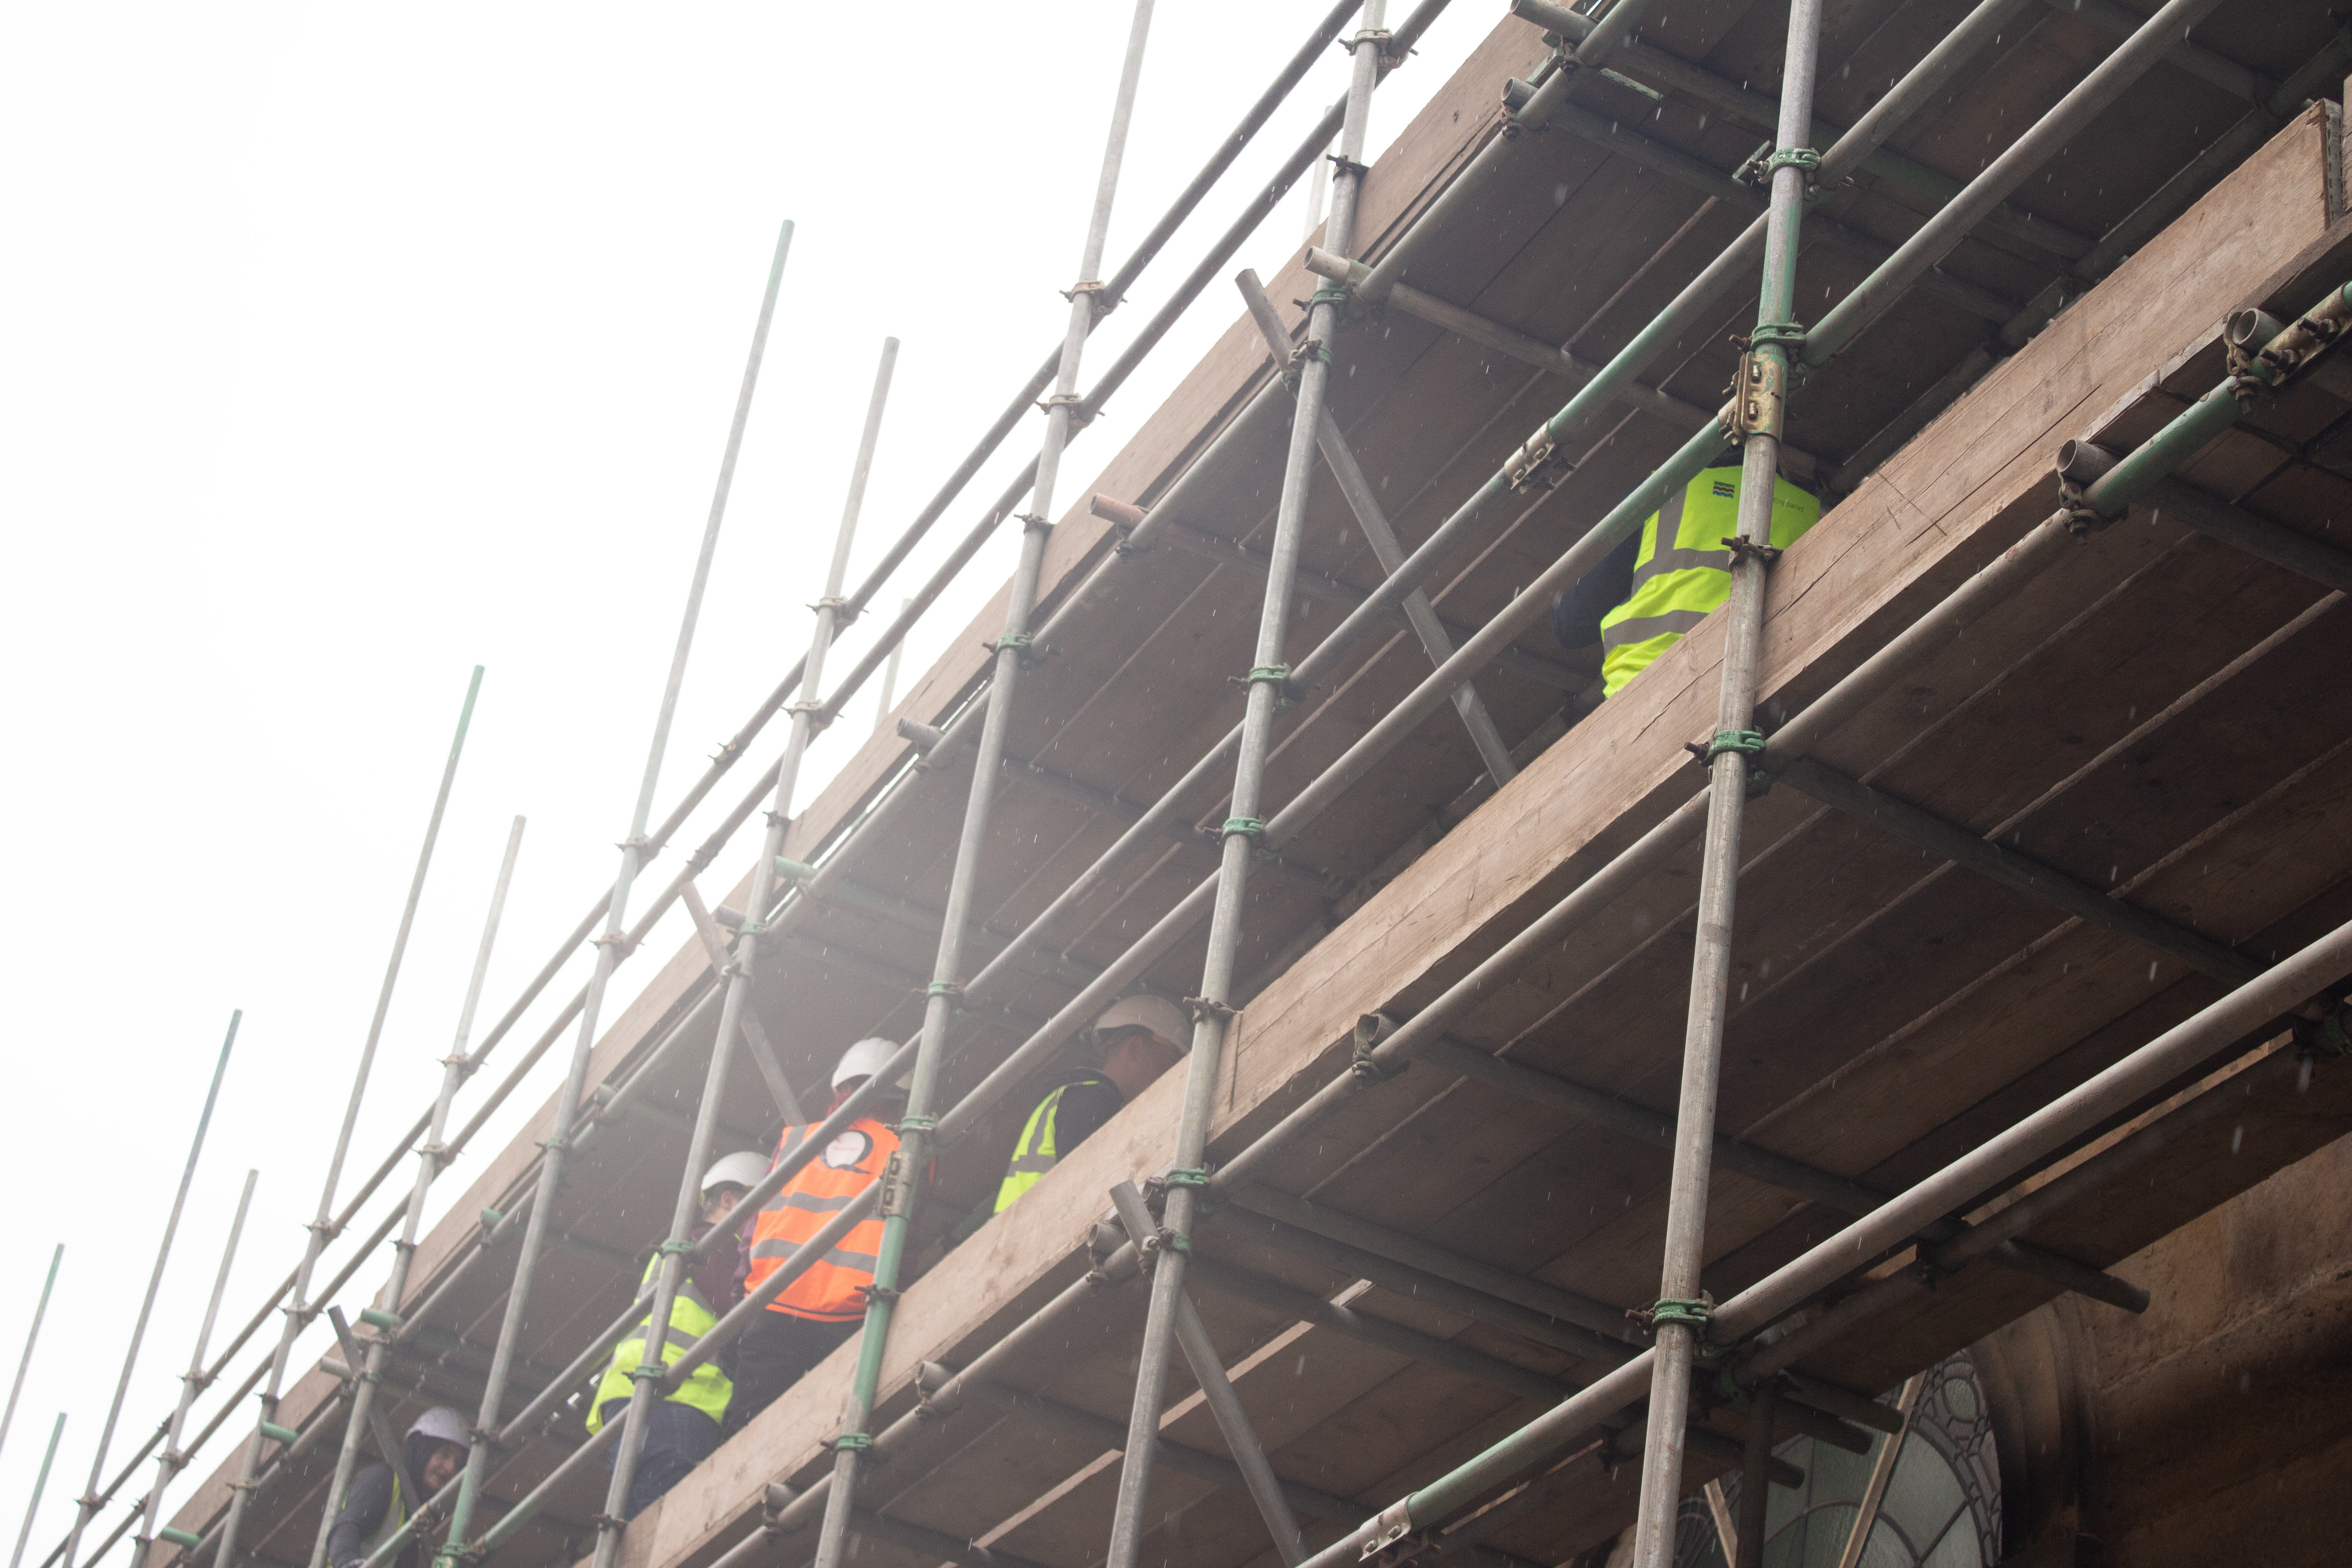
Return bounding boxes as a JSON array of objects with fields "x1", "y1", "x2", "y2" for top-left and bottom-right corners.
[
  {"x1": 1550, "y1": 529, "x2": 1640, "y2": 650},
  {"x1": 324, "y1": 1462, "x2": 394, "y2": 1568}
]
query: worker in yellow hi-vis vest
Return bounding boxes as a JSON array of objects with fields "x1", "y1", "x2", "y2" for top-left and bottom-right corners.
[
  {"x1": 1552, "y1": 464, "x2": 1820, "y2": 699},
  {"x1": 993, "y1": 996, "x2": 1187, "y2": 1215},
  {"x1": 585, "y1": 1151, "x2": 764, "y2": 1517}
]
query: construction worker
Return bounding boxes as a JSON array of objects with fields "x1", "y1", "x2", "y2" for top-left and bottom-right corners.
[
  {"x1": 722, "y1": 1038, "x2": 906, "y2": 1437},
  {"x1": 586, "y1": 1151, "x2": 766, "y2": 1517},
  {"x1": 1551, "y1": 463, "x2": 1820, "y2": 698},
  {"x1": 323, "y1": 1406, "x2": 467, "y2": 1568},
  {"x1": 994, "y1": 996, "x2": 1187, "y2": 1214}
]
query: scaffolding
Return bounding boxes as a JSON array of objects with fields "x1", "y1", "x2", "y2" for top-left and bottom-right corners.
[{"x1": 46, "y1": 5, "x2": 2352, "y2": 1568}]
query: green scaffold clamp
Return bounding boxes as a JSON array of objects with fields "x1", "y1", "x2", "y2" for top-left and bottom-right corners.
[
  {"x1": 1243, "y1": 661, "x2": 1299, "y2": 713},
  {"x1": 1687, "y1": 728, "x2": 1773, "y2": 798},
  {"x1": 1647, "y1": 1297, "x2": 1713, "y2": 1332},
  {"x1": 1282, "y1": 337, "x2": 1336, "y2": 392}
]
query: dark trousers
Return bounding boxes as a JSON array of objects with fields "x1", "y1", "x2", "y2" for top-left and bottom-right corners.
[
  {"x1": 722, "y1": 1311, "x2": 858, "y2": 1437},
  {"x1": 597, "y1": 1398, "x2": 722, "y2": 1518}
]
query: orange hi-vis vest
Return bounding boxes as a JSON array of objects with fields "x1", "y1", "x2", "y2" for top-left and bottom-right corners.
[{"x1": 745, "y1": 1115, "x2": 901, "y2": 1323}]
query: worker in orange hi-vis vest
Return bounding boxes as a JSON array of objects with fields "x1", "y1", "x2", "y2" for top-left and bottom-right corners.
[{"x1": 724, "y1": 1037, "x2": 907, "y2": 1436}]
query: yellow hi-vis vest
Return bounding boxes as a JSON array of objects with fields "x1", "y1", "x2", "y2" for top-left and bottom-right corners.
[
  {"x1": 1598, "y1": 466, "x2": 1819, "y2": 698},
  {"x1": 358, "y1": 1474, "x2": 406, "y2": 1563},
  {"x1": 586, "y1": 1253, "x2": 733, "y2": 1431},
  {"x1": 993, "y1": 1074, "x2": 1116, "y2": 1215}
]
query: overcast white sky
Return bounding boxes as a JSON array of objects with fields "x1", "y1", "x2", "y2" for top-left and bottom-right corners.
[{"x1": 0, "y1": 3, "x2": 1499, "y2": 1556}]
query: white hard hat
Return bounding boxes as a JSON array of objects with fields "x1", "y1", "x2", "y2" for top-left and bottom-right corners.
[
  {"x1": 1093, "y1": 995, "x2": 1188, "y2": 1050},
  {"x1": 407, "y1": 1407, "x2": 467, "y2": 1450},
  {"x1": 701, "y1": 1151, "x2": 769, "y2": 1196},
  {"x1": 833, "y1": 1036, "x2": 908, "y2": 1090}
]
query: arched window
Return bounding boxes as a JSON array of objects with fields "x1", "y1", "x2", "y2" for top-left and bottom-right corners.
[{"x1": 1668, "y1": 1353, "x2": 2001, "y2": 1568}]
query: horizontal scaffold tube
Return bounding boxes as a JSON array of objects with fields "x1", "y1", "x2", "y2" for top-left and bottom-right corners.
[
  {"x1": 143, "y1": 6, "x2": 2072, "y2": 1550},
  {"x1": 1353, "y1": 0, "x2": 1653, "y2": 299},
  {"x1": 365, "y1": 29, "x2": 2352, "y2": 1568},
  {"x1": 142, "y1": 15, "x2": 1421, "y2": 1551},
  {"x1": 352, "y1": 1032, "x2": 921, "y2": 1568},
  {"x1": 1411, "y1": 1040, "x2": 2148, "y2": 1313},
  {"x1": 1806, "y1": 0, "x2": 2230, "y2": 365},
  {"x1": 1210, "y1": 269, "x2": 2352, "y2": 1224},
  {"x1": 1292, "y1": 915, "x2": 2352, "y2": 1568},
  {"x1": 674, "y1": 16, "x2": 2242, "y2": 1554},
  {"x1": 1277, "y1": 0, "x2": 2038, "y2": 733}
]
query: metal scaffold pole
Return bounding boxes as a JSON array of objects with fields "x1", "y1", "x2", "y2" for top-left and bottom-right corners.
[
  {"x1": 63, "y1": 1014, "x2": 240, "y2": 1568},
  {"x1": 1259, "y1": 269, "x2": 2352, "y2": 1568},
  {"x1": 137, "y1": 1171, "x2": 259, "y2": 1565},
  {"x1": 10, "y1": 1417, "x2": 65, "y2": 1568},
  {"x1": 0, "y1": 1249, "x2": 63, "y2": 1475},
  {"x1": 306, "y1": 815, "x2": 528, "y2": 1568},
  {"x1": 671, "y1": 7, "x2": 2344, "y2": 1561},
  {"x1": 1104, "y1": 8, "x2": 1382, "y2": 1566},
  {"x1": 593, "y1": 332, "x2": 900, "y2": 1568},
  {"x1": 1626, "y1": 3, "x2": 1821, "y2": 1564},
  {"x1": 179, "y1": 16, "x2": 1440, "y2": 1523},
  {"x1": 809, "y1": 10, "x2": 1157, "y2": 1565},
  {"x1": 433, "y1": 217, "x2": 794, "y2": 1568},
  {"x1": 211, "y1": 665, "x2": 482, "y2": 1568}
]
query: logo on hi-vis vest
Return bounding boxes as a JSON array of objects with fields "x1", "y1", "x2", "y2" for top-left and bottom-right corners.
[
  {"x1": 1710, "y1": 480, "x2": 1735, "y2": 498},
  {"x1": 822, "y1": 1129, "x2": 876, "y2": 1171}
]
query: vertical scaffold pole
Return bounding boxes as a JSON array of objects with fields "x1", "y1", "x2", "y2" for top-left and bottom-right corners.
[
  {"x1": 307, "y1": 815, "x2": 527, "y2": 1568},
  {"x1": 806, "y1": 14, "x2": 1156, "y2": 1568},
  {"x1": 0, "y1": 1248, "x2": 63, "y2": 1474},
  {"x1": 10, "y1": 1416, "x2": 65, "y2": 1568},
  {"x1": 1626, "y1": 5, "x2": 1822, "y2": 1567},
  {"x1": 592, "y1": 332, "x2": 899, "y2": 1568},
  {"x1": 137, "y1": 1170, "x2": 259, "y2": 1565},
  {"x1": 434, "y1": 219, "x2": 794, "y2": 1568},
  {"x1": 63, "y1": 1014, "x2": 239, "y2": 1568},
  {"x1": 211, "y1": 665, "x2": 482, "y2": 1568},
  {"x1": 1103, "y1": 10, "x2": 1383, "y2": 1568},
  {"x1": 1732, "y1": 1385, "x2": 1774, "y2": 1568}
]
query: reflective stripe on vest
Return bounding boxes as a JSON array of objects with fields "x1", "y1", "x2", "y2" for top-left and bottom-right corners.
[
  {"x1": 585, "y1": 1253, "x2": 733, "y2": 1431},
  {"x1": 358, "y1": 1474, "x2": 406, "y2": 1563},
  {"x1": 1597, "y1": 466, "x2": 1820, "y2": 698},
  {"x1": 744, "y1": 1116, "x2": 900, "y2": 1323},
  {"x1": 993, "y1": 1075, "x2": 1115, "y2": 1215}
]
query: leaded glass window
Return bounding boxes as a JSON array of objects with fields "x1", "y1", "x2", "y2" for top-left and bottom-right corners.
[{"x1": 1665, "y1": 1352, "x2": 2000, "y2": 1568}]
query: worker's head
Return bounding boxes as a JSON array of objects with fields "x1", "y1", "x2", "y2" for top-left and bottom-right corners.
[
  {"x1": 1090, "y1": 996, "x2": 1188, "y2": 1101},
  {"x1": 406, "y1": 1407, "x2": 469, "y2": 1492},
  {"x1": 828, "y1": 1036, "x2": 908, "y2": 1112},
  {"x1": 699, "y1": 1151, "x2": 770, "y2": 1223}
]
